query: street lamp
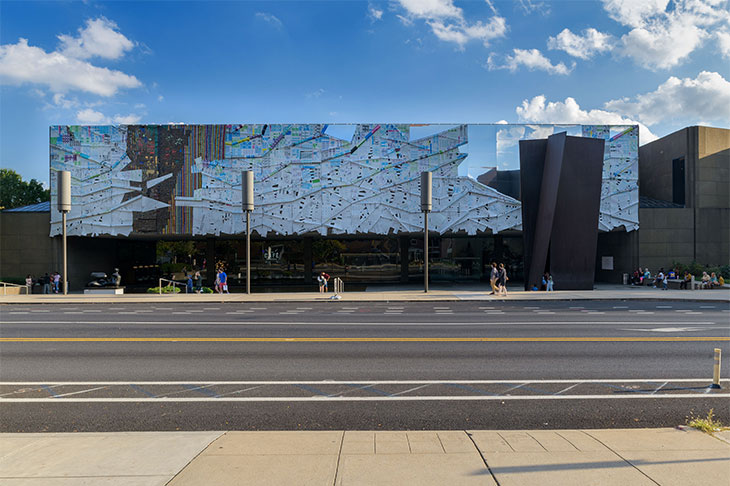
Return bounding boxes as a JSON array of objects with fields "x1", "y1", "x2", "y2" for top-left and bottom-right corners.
[
  {"x1": 57, "y1": 170, "x2": 71, "y2": 295},
  {"x1": 242, "y1": 170, "x2": 254, "y2": 294},
  {"x1": 420, "y1": 171, "x2": 432, "y2": 293}
]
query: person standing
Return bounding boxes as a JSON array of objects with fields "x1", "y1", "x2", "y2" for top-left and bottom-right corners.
[
  {"x1": 53, "y1": 272, "x2": 61, "y2": 293},
  {"x1": 497, "y1": 263, "x2": 508, "y2": 296},
  {"x1": 25, "y1": 275, "x2": 33, "y2": 294},
  {"x1": 41, "y1": 273, "x2": 51, "y2": 294},
  {"x1": 186, "y1": 273, "x2": 193, "y2": 294},
  {"x1": 547, "y1": 274, "x2": 554, "y2": 291},
  {"x1": 317, "y1": 272, "x2": 325, "y2": 293},
  {"x1": 193, "y1": 270, "x2": 202, "y2": 293},
  {"x1": 489, "y1": 262, "x2": 498, "y2": 295}
]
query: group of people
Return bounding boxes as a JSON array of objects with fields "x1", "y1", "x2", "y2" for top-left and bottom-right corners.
[
  {"x1": 488, "y1": 262, "x2": 510, "y2": 296},
  {"x1": 25, "y1": 272, "x2": 62, "y2": 294},
  {"x1": 185, "y1": 270, "x2": 203, "y2": 294},
  {"x1": 214, "y1": 264, "x2": 229, "y2": 294},
  {"x1": 631, "y1": 267, "x2": 725, "y2": 290},
  {"x1": 317, "y1": 271, "x2": 330, "y2": 293}
]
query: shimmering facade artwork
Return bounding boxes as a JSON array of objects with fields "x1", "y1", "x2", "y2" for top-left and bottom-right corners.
[{"x1": 49, "y1": 123, "x2": 638, "y2": 237}]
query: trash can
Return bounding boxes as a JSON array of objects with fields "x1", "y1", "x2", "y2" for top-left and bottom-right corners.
[{"x1": 622, "y1": 273, "x2": 629, "y2": 285}]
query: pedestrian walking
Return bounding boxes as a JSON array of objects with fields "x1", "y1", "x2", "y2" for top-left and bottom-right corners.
[
  {"x1": 489, "y1": 262, "x2": 498, "y2": 295},
  {"x1": 41, "y1": 273, "x2": 51, "y2": 294},
  {"x1": 25, "y1": 275, "x2": 33, "y2": 294},
  {"x1": 193, "y1": 270, "x2": 202, "y2": 293},
  {"x1": 497, "y1": 263, "x2": 508, "y2": 296},
  {"x1": 219, "y1": 268, "x2": 229, "y2": 293},
  {"x1": 186, "y1": 273, "x2": 193, "y2": 294},
  {"x1": 53, "y1": 272, "x2": 61, "y2": 293},
  {"x1": 214, "y1": 269, "x2": 221, "y2": 293},
  {"x1": 546, "y1": 274, "x2": 554, "y2": 291}
]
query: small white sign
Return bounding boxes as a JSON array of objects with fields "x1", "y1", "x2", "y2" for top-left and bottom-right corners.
[{"x1": 601, "y1": 256, "x2": 614, "y2": 270}]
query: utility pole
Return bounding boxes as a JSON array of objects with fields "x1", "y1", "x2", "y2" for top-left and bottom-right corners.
[
  {"x1": 242, "y1": 171, "x2": 254, "y2": 294},
  {"x1": 421, "y1": 172, "x2": 432, "y2": 293},
  {"x1": 57, "y1": 171, "x2": 71, "y2": 295}
]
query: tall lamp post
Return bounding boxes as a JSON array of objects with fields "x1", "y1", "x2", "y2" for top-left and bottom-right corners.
[
  {"x1": 57, "y1": 171, "x2": 71, "y2": 295},
  {"x1": 242, "y1": 171, "x2": 254, "y2": 294},
  {"x1": 420, "y1": 172, "x2": 432, "y2": 293}
]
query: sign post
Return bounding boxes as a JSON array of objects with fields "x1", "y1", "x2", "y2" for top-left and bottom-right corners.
[
  {"x1": 57, "y1": 171, "x2": 71, "y2": 295},
  {"x1": 242, "y1": 171, "x2": 254, "y2": 294},
  {"x1": 421, "y1": 172, "x2": 432, "y2": 293}
]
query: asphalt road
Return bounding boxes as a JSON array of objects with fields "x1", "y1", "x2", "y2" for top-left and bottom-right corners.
[{"x1": 1, "y1": 300, "x2": 728, "y2": 431}]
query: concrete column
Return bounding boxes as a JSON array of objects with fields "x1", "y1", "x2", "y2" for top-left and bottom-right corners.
[
  {"x1": 205, "y1": 238, "x2": 215, "y2": 286},
  {"x1": 303, "y1": 238, "x2": 313, "y2": 283},
  {"x1": 399, "y1": 236, "x2": 409, "y2": 283}
]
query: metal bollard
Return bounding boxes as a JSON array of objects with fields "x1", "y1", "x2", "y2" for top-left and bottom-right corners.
[{"x1": 711, "y1": 348, "x2": 722, "y2": 389}]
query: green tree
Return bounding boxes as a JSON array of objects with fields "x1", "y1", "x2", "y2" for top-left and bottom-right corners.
[{"x1": 0, "y1": 169, "x2": 50, "y2": 210}]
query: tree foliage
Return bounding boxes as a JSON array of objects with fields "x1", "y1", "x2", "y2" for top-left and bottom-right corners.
[{"x1": 0, "y1": 169, "x2": 50, "y2": 210}]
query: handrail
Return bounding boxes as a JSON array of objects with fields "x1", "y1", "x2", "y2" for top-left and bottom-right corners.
[
  {"x1": 1, "y1": 281, "x2": 29, "y2": 296},
  {"x1": 158, "y1": 277, "x2": 188, "y2": 295}
]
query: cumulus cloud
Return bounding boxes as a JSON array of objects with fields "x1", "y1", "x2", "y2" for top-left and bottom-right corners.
[
  {"x1": 396, "y1": 0, "x2": 507, "y2": 49},
  {"x1": 76, "y1": 108, "x2": 141, "y2": 125},
  {"x1": 515, "y1": 95, "x2": 657, "y2": 143},
  {"x1": 58, "y1": 17, "x2": 134, "y2": 60},
  {"x1": 601, "y1": 0, "x2": 730, "y2": 69},
  {"x1": 487, "y1": 48, "x2": 574, "y2": 75},
  {"x1": 255, "y1": 12, "x2": 283, "y2": 29},
  {"x1": 604, "y1": 71, "x2": 730, "y2": 126},
  {"x1": 368, "y1": 2, "x2": 384, "y2": 22},
  {"x1": 0, "y1": 38, "x2": 141, "y2": 96},
  {"x1": 547, "y1": 28, "x2": 615, "y2": 59},
  {"x1": 717, "y1": 29, "x2": 730, "y2": 58}
]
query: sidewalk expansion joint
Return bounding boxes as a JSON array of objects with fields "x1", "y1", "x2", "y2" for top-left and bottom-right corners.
[
  {"x1": 332, "y1": 431, "x2": 345, "y2": 486},
  {"x1": 466, "y1": 431, "x2": 502, "y2": 486},
  {"x1": 581, "y1": 431, "x2": 661, "y2": 486}
]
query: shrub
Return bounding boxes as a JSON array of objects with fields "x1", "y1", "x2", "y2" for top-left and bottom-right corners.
[
  {"x1": 147, "y1": 285, "x2": 180, "y2": 294},
  {"x1": 201, "y1": 286, "x2": 213, "y2": 294}
]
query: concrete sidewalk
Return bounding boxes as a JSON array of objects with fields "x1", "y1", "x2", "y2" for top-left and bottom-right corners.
[
  {"x1": 1, "y1": 428, "x2": 728, "y2": 485},
  {"x1": 1, "y1": 283, "x2": 729, "y2": 304}
]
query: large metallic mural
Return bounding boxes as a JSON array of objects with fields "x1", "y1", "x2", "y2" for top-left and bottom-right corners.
[{"x1": 49, "y1": 123, "x2": 638, "y2": 237}]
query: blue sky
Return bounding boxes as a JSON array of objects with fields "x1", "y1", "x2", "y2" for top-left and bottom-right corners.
[{"x1": 1, "y1": 0, "x2": 729, "y2": 184}]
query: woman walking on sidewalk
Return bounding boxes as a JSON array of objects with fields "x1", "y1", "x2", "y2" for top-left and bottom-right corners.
[
  {"x1": 489, "y1": 262, "x2": 498, "y2": 295},
  {"x1": 497, "y1": 263, "x2": 508, "y2": 296}
]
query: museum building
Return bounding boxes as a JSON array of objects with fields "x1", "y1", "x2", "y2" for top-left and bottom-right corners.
[{"x1": 0, "y1": 124, "x2": 727, "y2": 292}]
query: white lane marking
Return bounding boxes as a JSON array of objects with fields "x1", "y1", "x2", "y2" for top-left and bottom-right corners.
[
  {"x1": 656, "y1": 306, "x2": 672, "y2": 309},
  {"x1": 216, "y1": 385, "x2": 264, "y2": 398},
  {"x1": 8, "y1": 312, "x2": 29, "y2": 315},
  {"x1": 2, "y1": 320, "x2": 723, "y2": 327},
  {"x1": 63, "y1": 312, "x2": 84, "y2": 315},
  {"x1": 249, "y1": 307, "x2": 267, "y2": 310},
  {"x1": 3, "y1": 394, "x2": 729, "y2": 403},
  {"x1": 202, "y1": 308, "x2": 220, "y2": 310},
  {"x1": 613, "y1": 306, "x2": 628, "y2": 309},
  {"x1": 700, "y1": 306, "x2": 716, "y2": 309},
  {"x1": 554, "y1": 383, "x2": 581, "y2": 395},
  {"x1": 651, "y1": 382, "x2": 668, "y2": 395},
  {"x1": 536, "y1": 311, "x2": 556, "y2": 314},
  {"x1": 569, "y1": 307, "x2": 584, "y2": 309},
  {"x1": 4, "y1": 379, "x2": 724, "y2": 386},
  {"x1": 433, "y1": 307, "x2": 451, "y2": 310},
  {"x1": 524, "y1": 307, "x2": 540, "y2": 310},
  {"x1": 30, "y1": 310, "x2": 50, "y2": 313},
  {"x1": 502, "y1": 383, "x2": 528, "y2": 393},
  {"x1": 83, "y1": 310, "x2": 103, "y2": 313},
  {"x1": 390, "y1": 384, "x2": 431, "y2": 396},
  {"x1": 478, "y1": 307, "x2": 494, "y2": 309},
  {"x1": 157, "y1": 384, "x2": 214, "y2": 398},
  {"x1": 53, "y1": 386, "x2": 108, "y2": 398},
  {"x1": 586, "y1": 312, "x2": 605, "y2": 315},
  {"x1": 0, "y1": 385, "x2": 61, "y2": 397},
  {"x1": 296, "y1": 307, "x2": 313, "y2": 310},
  {"x1": 622, "y1": 327, "x2": 722, "y2": 333}
]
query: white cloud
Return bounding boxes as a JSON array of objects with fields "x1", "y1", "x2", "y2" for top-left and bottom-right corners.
[
  {"x1": 619, "y1": 16, "x2": 706, "y2": 69},
  {"x1": 255, "y1": 12, "x2": 283, "y2": 29},
  {"x1": 0, "y1": 38, "x2": 141, "y2": 96},
  {"x1": 397, "y1": 0, "x2": 462, "y2": 20},
  {"x1": 368, "y1": 2, "x2": 384, "y2": 22},
  {"x1": 547, "y1": 28, "x2": 615, "y2": 59},
  {"x1": 76, "y1": 108, "x2": 107, "y2": 124},
  {"x1": 515, "y1": 95, "x2": 657, "y2": 143},
  {"x1": 604, "y1": 71, "x2": 730, "y2": 126},
  {"x1": 717, "y1": 29, "x2": 730, "y2": 58},
  {"x1": 602, "y1": 0, "x2": 670, "y2": 28},
  {"x1": 601, "y1": 0, "x2": 730, "y2": 69},
  {"x1": 495, "y1": 119, "x2": 508, "y2": 124},
  {"x1": 487, "y1": 48, "x2": 574, "y2": 75},
  {"x1": 58, "y1": 17, "x2": 134, "y2": 60},
  {"x1": 113, "y1": 113, "x2": 141, "y2": 124},
  {"x1": 76, "y1": 108, "x2": 141, "y2": 125},
  {"x1": 396, "y1": 0, "x2": 507, "y2": 48},
  {"x1": 158, "y1": 94, "x2": 164, "y2": 102}
]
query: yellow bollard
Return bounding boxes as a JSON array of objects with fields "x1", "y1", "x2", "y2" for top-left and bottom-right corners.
[{"x1": 711, "y1": 348, "x2": 722, "y2": 389}]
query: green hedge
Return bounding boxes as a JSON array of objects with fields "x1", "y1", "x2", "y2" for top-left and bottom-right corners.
[{"x1": 147, "y1": 285, "x2": 181, "y2": 294}]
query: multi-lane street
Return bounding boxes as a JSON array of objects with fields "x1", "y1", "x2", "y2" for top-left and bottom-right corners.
[{"x1": 1, "y1": 300, "x2": 728, "y2": 431}]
